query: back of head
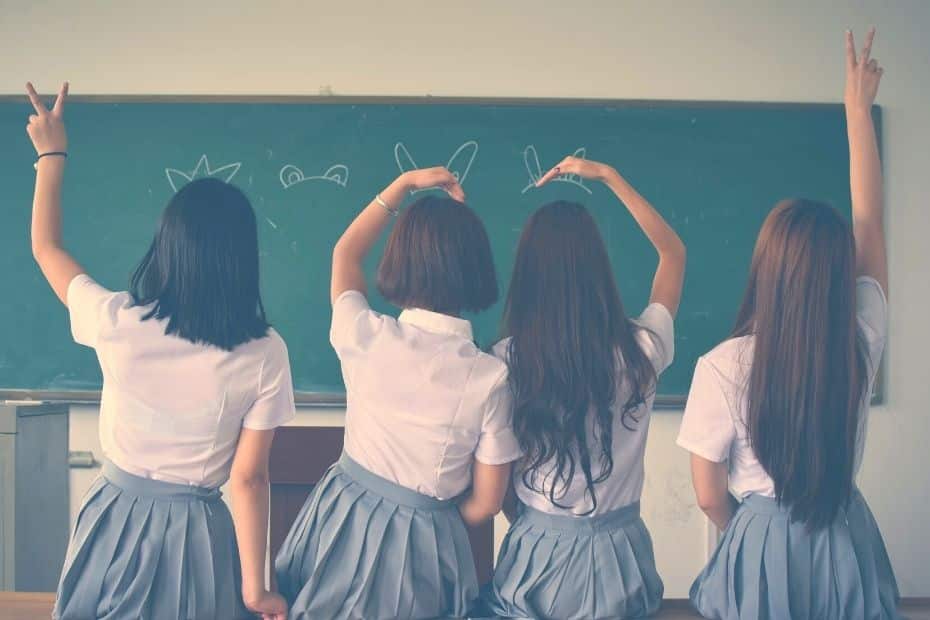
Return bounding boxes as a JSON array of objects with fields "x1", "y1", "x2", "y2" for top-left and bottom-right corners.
[
  {"x1": 503, "y1": 201, "x2": 657, "y2": 513},
  {"x1": 377, "y1": 194, "x2": 498, "y2": 315},
  {"x1": 733, "y1": 199, "x2": 867, "y2": 528},
  {"x1": 130, "y1": 178, "x2": 269, "y2": 351}
]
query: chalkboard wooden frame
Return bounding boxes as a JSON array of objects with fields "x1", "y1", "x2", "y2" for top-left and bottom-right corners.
[{"x1": 0, "y1": 95, "x2": 884, "y2": 408}]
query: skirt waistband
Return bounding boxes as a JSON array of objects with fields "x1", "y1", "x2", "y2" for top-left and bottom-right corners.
[
  {"x1": 102, "y1": 460, "x2": 222, "y2": 502},
  {"x1": 740, "y1": 488, "x2": 864, "y2": 517},
  {"x1": 519, "y1": 501, "x2": 642, "y2": 532},
  {"x1": 337, "y1": 452, "x2": 457, "y2": 511}
]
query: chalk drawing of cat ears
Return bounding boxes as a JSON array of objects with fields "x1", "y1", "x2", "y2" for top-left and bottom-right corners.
[
  {"x1": 165, "y1": 154, "x2": 241, "y2": 192},
  {"x1": 279, "y1": 163, "x2": 349, "y2": 189},
  {"x1": 521, "y1": 146, "x2": 592, "y2": 194},
  {"x1": 394, "y1": 140, "x2": 479, "y2": 193}
]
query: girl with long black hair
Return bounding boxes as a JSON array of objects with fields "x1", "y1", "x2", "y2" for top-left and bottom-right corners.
[{"x1": 484, "y1": 156, "x2": 686, "y2": 619}]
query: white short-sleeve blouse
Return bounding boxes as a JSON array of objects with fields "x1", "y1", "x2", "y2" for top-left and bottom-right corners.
[
  {"x1": 330, "y1": 290, "x2": 522, "y2": 500},
  {"x1": 68, "y1": 274, "x2": 296, "y2": 488}
]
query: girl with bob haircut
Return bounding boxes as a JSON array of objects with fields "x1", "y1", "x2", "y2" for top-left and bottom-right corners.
[
  {"x1": 678, "y1": 29, "x2": 901, "y2": 619},
  {"x1": 276, "y1": 167, "x2": 520, "y2": 618},
  {"x1": 27, "y1": 83, "x2": 295, "y2": 620},
  {"x1": 484, "y1": 156, "x2": 686, "y2": 619}
]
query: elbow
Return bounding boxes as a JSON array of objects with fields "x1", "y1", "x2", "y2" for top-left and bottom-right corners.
[
  {"x1": 230, "y1": 468, "x2": 270, "y2": 491},
  {"x1": 31, "y1": 242, "x2": 52, "y2": 265},
  {"x1": 462, "y1": 497, "x2": 504, "y2": 526},
  {"x1": 695, "y1": 491, "x2": 726, "y2": 515},
  {"x1": 667, "y1": 237, "x2": 687, "y2": 264}
]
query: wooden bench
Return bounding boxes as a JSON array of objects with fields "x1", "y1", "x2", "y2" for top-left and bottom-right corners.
[{"x1": 2, "y1": 593, "x2": 928, "y2": 619}]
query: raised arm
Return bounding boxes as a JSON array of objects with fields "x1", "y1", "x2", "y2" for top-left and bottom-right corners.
[
  {"x1": 330, "y1": 168, "x2": 464, "y2": 304},
  {"x1": 26, "y1": 82, "x2": 84, "y2": 305},
  {"x1": 844, "y1": 28, "x2": 887, "y2": 293},
  {"x1": 537, "y1": 157, "x2": 686, "y2": 316}
]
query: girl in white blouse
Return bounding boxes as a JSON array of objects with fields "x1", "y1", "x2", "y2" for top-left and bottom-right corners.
[
  {"x1": 275, "y1": 167, "x2": 521, "y2": 619},
  {"x1": 26, "y1": 83, "x2": 295, "y2": 620},
  {"x1": 483, "y1": 156, "x2": 686, "y2": 619},
  {"x1": 677, "y1": 29, "x2": 901, "y2": 619}
]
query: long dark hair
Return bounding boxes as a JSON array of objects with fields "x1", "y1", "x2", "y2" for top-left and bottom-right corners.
[
  {"x1": 733, "y1": 199, "x2": 868, "y2": 528},
  {"x1": 130, "y1": 178, "x2": 270, "y2": 350},
  {"x1": 502, "y1": 201, "x2": 657, "y2": 513}
]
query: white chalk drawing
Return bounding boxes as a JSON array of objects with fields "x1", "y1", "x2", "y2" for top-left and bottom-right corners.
[
  {"x1": 279, "y1": 163, "x2": 349, "y2": 189},
  {"x1": 394, "y1": 140, "x2": 478, "y2": 193},
  {"x1": 165, "y1": 154, "x2": 241, "y2": 192},
  {"x1": 521, "y1": 146, "x2": 592, "y2": 194}
]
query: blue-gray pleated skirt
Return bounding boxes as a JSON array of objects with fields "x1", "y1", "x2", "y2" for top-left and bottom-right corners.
[
  {"x1": 274, "y1": 452, "x2": 479, "y2": 620},
  {"x1": 690, "y1": 490, "x2": 901, "y2": 620},
  {"x1": 54, "y1": 461, "x2": 250, "y2": 620},
  {"x1": 483, "y1": 501, "x2": 663, "y2": 620}
]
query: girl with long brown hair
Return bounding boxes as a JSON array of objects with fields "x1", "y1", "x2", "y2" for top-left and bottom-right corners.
[
  {"x1": 678, "y1": 28, "x2": 900, "y2": 619},
  {"x1": 483, "y1": 157, "x2": 686, "y2": 619}
]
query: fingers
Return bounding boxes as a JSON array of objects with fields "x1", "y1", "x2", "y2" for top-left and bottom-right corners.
[
  {"x1": 443, "y1": 181, "x2": 466, "y2": 202},
  {"x1": 845, "y1": 30, "x2": 857, "y2": 70},
  {"x1": 536, "y1": 156, "x2": 576, "y2": 187},
  {"x1": 859, "y1": 26, "x2": 875, "y2": 65},
  {"x1": 25, "y1": 82, "x2": 48, "y2": 115},
  {"x1": 52, "y1": 82, "x2": 69, "y2": 117}
]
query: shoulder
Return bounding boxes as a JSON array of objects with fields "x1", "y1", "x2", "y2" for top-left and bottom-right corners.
[
  {"x1": 631, "y1": 303, "x2": 675, "y2": 373},
  {"x1": 490, "y1": 337, "x2": 511, "y2": 363},
  {"x1": 699, "y1": 335, "x2": 754, "y2": 386},
  {"x1": 468, "y1": 345, "x2": 510, "y2": 395}
]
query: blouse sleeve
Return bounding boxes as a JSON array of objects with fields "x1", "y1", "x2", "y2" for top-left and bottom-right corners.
[
  {"x1": 67, "y1": 274, "x2": 121, "y2": 348},
  {"x1": 634, "y1": 302, "x2": 675, "y2": 374},
  {"x1": 242, "y1": 333, "x2": 297, "y2": 430},
  {"x1": 474, "y1": 372, "x2": 522, "y2": 466},
  {"x1": 677, "y1": 356, "x2": 737, "y2": 463}
]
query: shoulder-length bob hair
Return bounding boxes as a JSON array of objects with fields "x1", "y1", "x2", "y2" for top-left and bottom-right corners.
[
  {"x1": 502, "y1": 201, "x2": 658, "y2": 514},
  {"x1": 130, "y1": 178, "x2": 270, "y2": 350},
  {"x1": 377, "y1": 195, "x2": 498, "y2": 315},
  {"x1": 733, "y1": 198, "x2": 868, "y2": 529}
]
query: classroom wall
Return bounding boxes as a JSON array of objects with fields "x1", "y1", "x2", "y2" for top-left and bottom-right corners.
[{"x1": 4, "y1": 0, "x2": 929, "y2": 596}]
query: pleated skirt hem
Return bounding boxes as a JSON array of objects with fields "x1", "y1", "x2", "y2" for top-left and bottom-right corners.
[
  {"x1": 54, "y1": 462, "x2": 250, "y2": 620},
  {"x1": 690, "y1": 490, "x2": 902, "y2": 620},
  {"x1": 483, "y1": 501, "x2": 664, "y2": 620},
  {"x1": 275, "y1": 453, "x2": 479, "y2": 620}
]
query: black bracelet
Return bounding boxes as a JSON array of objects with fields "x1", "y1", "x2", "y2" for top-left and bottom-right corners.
[{"x1": 34, "y1": 151, "x2": 67, "y2": 170}]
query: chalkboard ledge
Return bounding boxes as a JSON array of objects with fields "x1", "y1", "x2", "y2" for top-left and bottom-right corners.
[{"x1": 0, "y1": 390, "x2": 687, "y2": 410}]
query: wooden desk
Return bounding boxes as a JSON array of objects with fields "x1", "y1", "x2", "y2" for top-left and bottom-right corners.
[
  {"x1": 1, "y1": 593, "x2": 928, "y2": 618},
  {"x1": 268, "y1": 427, "x2": 496, "y2": 584}
]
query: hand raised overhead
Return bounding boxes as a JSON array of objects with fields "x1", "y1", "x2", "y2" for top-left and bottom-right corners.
[
  {"x1": 845, "y1": 28, "x2": 883, "y2": 112},
  {"x1": 25, "y1": 81, "x2": 69, "y2": 155}
]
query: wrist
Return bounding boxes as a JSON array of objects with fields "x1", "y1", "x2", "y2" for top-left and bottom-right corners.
[
  {"x1": 845, "y1": 105, "x2": 873, "y2": 121},
  {"x1": 598, "y1": 164, "x2": 621, "y2": 185},
  {"x1": 242, "y1": 580, "x2": 266, "y2": 602},
  {"x1": 34, "y1": 154, "x2": 67, "y2": 172},
  {"x1": 393, "y1": 172, "x2": 414, "y2": 194}
]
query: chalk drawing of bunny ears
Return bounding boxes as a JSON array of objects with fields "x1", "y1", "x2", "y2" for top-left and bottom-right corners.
[
  {"x1": 394, "y1": 140, "x2": 478, "y2": 193},
  {"x1": 165, "y1": 154, "x2": 241, "y2": 192},
  {"x1": 521, "y1": 146, "x2": 592, "y2": 194},
  {"x1": 279, "y1": 163, "x2": 349, "y2": 189}
]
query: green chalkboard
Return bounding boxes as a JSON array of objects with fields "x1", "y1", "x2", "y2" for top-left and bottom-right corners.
[{"x1": 0, "y1": 97, "x2": 875, "y2": 403}]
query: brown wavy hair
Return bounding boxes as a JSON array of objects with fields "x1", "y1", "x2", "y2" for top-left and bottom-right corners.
[{"x1": 502, "y1": 201, "x2": 658, "y2": 513}]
